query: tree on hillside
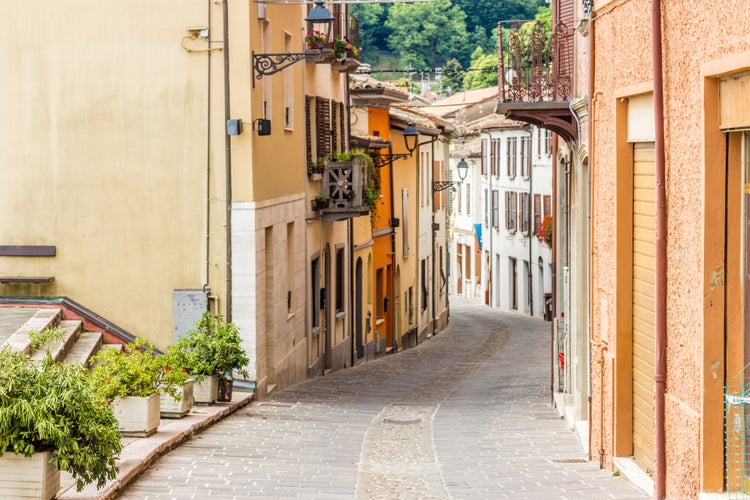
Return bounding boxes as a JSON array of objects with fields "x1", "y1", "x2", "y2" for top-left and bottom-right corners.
[
  {"x1": 463, "y1": 47, "x2": 498, "y2": 90},
  {"x1": 350, "y1": 4, "x2": 388, "y2": 65},
  {"x1": 385, "y1": 0, "x2": 471, "y2": 70},
  {"x1": 453, "y1": 0, "x2": 545, "y2": 41},
  {"x1": 441, "y1": 58, "x2": 464, "y2": 94}
]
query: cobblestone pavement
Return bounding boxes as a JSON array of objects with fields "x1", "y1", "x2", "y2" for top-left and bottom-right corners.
[{"x1": 118, "y1": 298, "x2": 648, "y2": 500}]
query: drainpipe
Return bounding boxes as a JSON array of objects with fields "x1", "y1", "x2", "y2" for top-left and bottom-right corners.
[
  {"x1": 651, "y1": 0, "x2": 667, "y2": 497},
  {"x1": 205, "y1": 0, "x2": 212, "y2": 291},
  {"x1": 222, "y1": 0, "x2": 233, "y2": 321},
  {"x1": 389, "y1": 143, "x2": 398, "y2": 352},
  {"x1": 551, "y1": 132, "x2": 558, "y2": 403},
  {"x1": 525, "y1": 127, "x2": 533, "y2": 316}
]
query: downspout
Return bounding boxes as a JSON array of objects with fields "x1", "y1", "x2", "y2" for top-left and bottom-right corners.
[
  {"x1": 551, "y1": 132, "x2": 558, "y2": 403},
  {"x1": 652, "y1": 0, "x2": 667, "y2": 497},
  {"x1": 526, "y1": 127, "x2": 533, "y2": 316},
  {"x1": 205, "y1": 0, "x2": 212, "y2": 291},
  {"x1": 481, "y1": 131, "x2": 493, "y2": 308},
  {"x1": 431, "y1": 139, "x2": 437, "y2": 336},
  {"x1": 389, "y1": 144, "x2": 398, "y2": 352},
  {"x1": 222, "y1": 0, "x2": 233, "y2": 321}
]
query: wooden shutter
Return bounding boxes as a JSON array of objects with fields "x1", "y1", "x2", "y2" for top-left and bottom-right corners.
[
  {"x1": 339, "y1": 102, "x2": 346, "y2": 153},
  {"x1": 632, "y1": 142, "x2": 656, "y2": 476},
  {"x1": 306, "y1": 96, "x2": 314, "y2": 167},
  {"x1": 481, "y1": 139, "x2": 487, "y2": 175},
  {"x1": 331, "y1": 101, "x2": 339, "y2": 154},
  {"x1": 504, "y1": 192, "x2": 510, "y2": 230},
  {"x1": 534, "y1": 194, "x2": 542, "y2": 235},
  {"x1": 316, "y1": 97, "x2": 331, "y2": 157}
]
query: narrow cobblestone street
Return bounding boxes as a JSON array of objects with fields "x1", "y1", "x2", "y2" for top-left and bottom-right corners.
[{"x1": 118, "y1": 298, "x2": 648, "y2": 499}]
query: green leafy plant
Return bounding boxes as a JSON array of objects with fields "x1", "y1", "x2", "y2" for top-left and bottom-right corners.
[
  {"x1": 332, "y1": 35, "x2": 361, "y2": 60},
  {"x1": 89, "y1": 338, "x2": 188, "y2": 402},
  {"x1": 0, "y1": 349, "x2": 121, "y2": 491},
  {"x1": 28, "y1": 326, "x2": 65, "y2": 354},
  {"x1": 168, "y1": 313, "x2": 249, "y2": 383}
]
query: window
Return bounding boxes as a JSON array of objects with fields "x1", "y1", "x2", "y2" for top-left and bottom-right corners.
[
  {"x1": 457, "y1": 184, "x2": 462, "y2": 214},
  {"x1": 520, "y1": 136, "x2": 530, "y2": 178},
  {"x1": 505, "y1": 191, "x2": 517, "y2": 231},
  {"x1": 484, "y1": 188, "x2": 489, "y2": 226},
  {"x1": 492, "y1": 138, "x2": 501, "y2": 176},
  {"x1": 544, "y1": 129, "x2": 552, "y2": 156},
  {"x1": 466, "y1": 183, "x2": 471, "y2": 215},
  {"x1": 376, "y1": 268, "x2": 384, "y2": 318},
  {"x1": 491, "y1": 190, "x2": 500, "y2": 228},
  {"x1": 481, "y1": 139, "x2": 488, "y2": 175},
  {"x1": 543, "y1": 194, "x2": 552, "y2": 218},
  {"x1": 335, "y1": 247, "x2": 344, "y2": 313},
  {"x1": 521, "y1": 192, "x2": 530, "y2": 233},
  {"x1": 316, "y1": 97, "x2": 332, "y2": 158},
  {"x1": 283, "y1": 31, "x2": 293, "y2": 130},
  {"x1": 533, "y1": 194, "x2": 542, "y2": 235},
  {"x1": 421, "y1": 259, "x2": 428, "y2": 311},
  {"x1": 311, "y1": 256, "x2": 320, "y2": 331},
  {"x1": 402, "y1": 188, "x2": 410, "y2": 258},
  {"x1": 507, "y1": 137, "x2": 517, "y2": 178}
]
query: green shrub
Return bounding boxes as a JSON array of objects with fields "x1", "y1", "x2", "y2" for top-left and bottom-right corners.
[{"x1": 0, "y1": 349, "x2": 121, "y2": 491}]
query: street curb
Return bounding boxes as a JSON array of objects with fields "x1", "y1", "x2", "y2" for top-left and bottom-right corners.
[{"x1": 57, "y1": 391, "x2": 254, "y2": 500}]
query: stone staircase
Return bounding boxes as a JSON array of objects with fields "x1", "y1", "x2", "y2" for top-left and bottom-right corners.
[{"x1": 1, "y1": 307, "x2": 122, "y2": 364}]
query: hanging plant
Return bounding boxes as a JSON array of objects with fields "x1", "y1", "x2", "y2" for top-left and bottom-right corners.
[{"x1": 539, "y1": 215, "x2": 553, "y2": 246}]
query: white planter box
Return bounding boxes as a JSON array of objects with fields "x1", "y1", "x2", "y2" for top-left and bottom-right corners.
[
  {"x1": 112, "y1": 393, "x2": 160, "y2": 437},
  {"x1": 193, "y1": 374, "x2": 218, "y2": 404},
  {"x1": 160, "y1": 380, "x2": 194, "y2": 418},
  {"x1": 0, "y1": 451, "x2": 60, "y2": 500}
]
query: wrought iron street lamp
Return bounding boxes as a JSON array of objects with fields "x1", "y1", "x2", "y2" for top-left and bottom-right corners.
[
  {"x1": 252, "y1": 1, "x2": 334, "y2": 83},
  {"x1": 433, "y1": 158, "x2": 470, "y2": 192}
]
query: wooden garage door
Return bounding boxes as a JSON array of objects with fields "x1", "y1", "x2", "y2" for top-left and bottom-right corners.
[{"x1": 632, "y1": 142, "x2": 656, "y2": 475}]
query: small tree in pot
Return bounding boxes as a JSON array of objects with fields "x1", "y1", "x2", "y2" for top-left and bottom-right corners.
[
  {"x1": 169, "y1": 312, "x2": 250, "y2": 402},
  {"x1": 0, "y1": 349, "x2": 121, "y2": 498}
]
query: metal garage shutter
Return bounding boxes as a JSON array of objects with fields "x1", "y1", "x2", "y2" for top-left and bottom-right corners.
[{"x1": 632, "y1": 142, "x2": 656, "y2": 475}]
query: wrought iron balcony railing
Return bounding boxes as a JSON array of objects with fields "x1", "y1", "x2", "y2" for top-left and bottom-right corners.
[
  {"x1": 317, "y1": 158, "x2": 371, "y2": 222},
  {"x1": 498, "y1": 20, "x2": 573, "y2": 103}
]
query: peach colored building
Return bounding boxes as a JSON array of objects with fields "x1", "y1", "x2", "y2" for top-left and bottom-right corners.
[{"x1": 588, "y1": 0, "x2": 750, "y2": 497}]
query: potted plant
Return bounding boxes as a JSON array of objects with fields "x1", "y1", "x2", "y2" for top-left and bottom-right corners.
[
  {"x1": 332, "y1": 35, "x2": 361, "y2": 72},
  {"x1": 158, "y1": 352, "x2": 194, "y2": 418},
  {"x1": 540, "y1": 215, "x2": 553, "y2": 246},
  {"x1": 169, "y1": 312, "x2": 250, "y2": 403},
  {"x1": 312, "y1": 193, "x2": 330, "y2": 211},
  {"x1": 89, "y1": 338, "x2": 187, "y2": 436},
  {"x1": 0, "y1": 349, "x2": 121, "y2": 499},
  {"x1": 305, "y1": 30, "x2": 335, "y2": 63}
]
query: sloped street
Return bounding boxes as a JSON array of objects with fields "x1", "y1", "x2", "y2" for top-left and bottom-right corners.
[{"x1": 118, "y1": 298, "x2": 647, "y2": 499}]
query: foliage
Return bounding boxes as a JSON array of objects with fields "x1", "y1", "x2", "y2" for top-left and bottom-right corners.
[
  {"x1": 332, "y1": 35, "x2": 360, "y2": 60},
  {"x1": 462, "y1": 47, "x2": 499, "y2": 89},
  {"x1": 441, "y1": 58, "x2": 464, "y2": 94},
  {"x1": 540, "y1": 215, "x2": 553, "y2": 246},
  {"x1": 314, "y1": 193, "x2": 329, "y2": 202},
  {"x1": 0, "y1": 349, "x2": 121, "y2": 491},
  {"x1": 385, "y1": 0, "x2": 471, "y2": 69},
  {"x1": 304, "y1": 30, "x2": 327, "y2": 47},
  {"x1": 454, "y1": 0, "x2": 545, "y2": 42},
  {"x1": 168, "y1": 313, "x2": 249, "y2": 383},
  {"x1": 349, "y1": 5, "x2": 387, "y2": 65},
  {"x1": 89, "y1": 338, "x2": 187, "y2": 401},
  {"x1": 28, "y1": 326, "x2": 65, "y2": 354}
]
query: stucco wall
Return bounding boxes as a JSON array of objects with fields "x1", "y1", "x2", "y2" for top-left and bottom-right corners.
[{"x1": 591, "y1": 0, "x2": 750, "y2": 496}]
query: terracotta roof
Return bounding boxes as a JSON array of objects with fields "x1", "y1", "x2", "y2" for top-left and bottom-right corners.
[{"x1": 422, "y1": 86, "x2": 499, "y2": 118}]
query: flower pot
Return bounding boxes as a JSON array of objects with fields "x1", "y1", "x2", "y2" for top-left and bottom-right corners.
[
  {"x1": 112, "y1": 393, "x2": 160, "y2": 437},
  {"x1": 0, "y1": 451, "x2": 60, "y2": 500},
  {"x1": 193, "y1": 374, "x2": 218, "y2": 405},
  {"x1": 160, "y1": 379, "x2": 194, "y2": 418},
  {"x1": 217, "y1": 377, "x2": 233, "y2": 402},
  {"x1": 312, "y1": 198, "x2": 330, "y2": 211}
]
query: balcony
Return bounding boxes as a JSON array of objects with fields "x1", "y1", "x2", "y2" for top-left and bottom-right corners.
[
  {"x1": 317, "y1": 157, "x2": 372, "y2": 222},
  {"x1": 495, "y1": 20, "x2": 577, "y2": 143}
]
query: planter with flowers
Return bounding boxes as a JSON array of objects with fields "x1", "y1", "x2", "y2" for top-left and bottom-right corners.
[
  {"x1": 539, "y1": 215, "x2": 553, "y2": 246},
  {"x1": 331, "y1": 35, "x2": 361, "y2": 73},
  {"x1": 89, "y1": 338, "x2": 188, "y2": 436},
  {"x1": 0, "y1": 349, "x2": 121, "y2": 499},
  {"x1": 305, "y1": 30, "x2": 335, "y2": 63},
  {"x1": 158, "y1": 356, "x2": 194, "y2": 418},
  {"x1": 168, "y1": 312, "x2": 250, "y2": 404}
]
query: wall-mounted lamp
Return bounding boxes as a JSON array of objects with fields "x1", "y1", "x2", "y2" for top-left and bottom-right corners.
[
  {"x1": 251, "y1": 0, "x2": 334, "y2": 85},
  {"x1": 403, "y1": 122, "x2": 439, "y2": 154},
  {"x1": 433, "y1": 158, "x2": 470, "y2": 192}
]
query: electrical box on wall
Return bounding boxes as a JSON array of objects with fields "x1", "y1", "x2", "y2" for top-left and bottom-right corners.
[
  {"x1": 257, "y1": 119, "x2": 271, "y2": 136},
  {"x1": 226, "y1": 119, "x2": 243, "y2": 136}
]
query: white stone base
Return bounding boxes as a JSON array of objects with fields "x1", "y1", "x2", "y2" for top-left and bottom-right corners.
[
  {"x1": 612, "y1": 456, "x2": 654, "y2": 497},
  {"x1": 112, "y1": 393, "x2": 160, "y2": 436},
  {"x1": 193, "y1": 374, "x2": 218, "y2": 404},
  {"x1": 0, "y1": 451, "x2": 60, "y2": 500}
]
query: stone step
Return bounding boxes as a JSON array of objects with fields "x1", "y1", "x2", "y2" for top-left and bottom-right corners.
[
  {"x1": 29, "y1": 320, "x2": 82, "y2": 362},
  {"x1": 2, "y1": 308, "x2": 62, "y2": 354},
  {"x1": 62, "y1": 331, "x2": 103, "y2": 366}
]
